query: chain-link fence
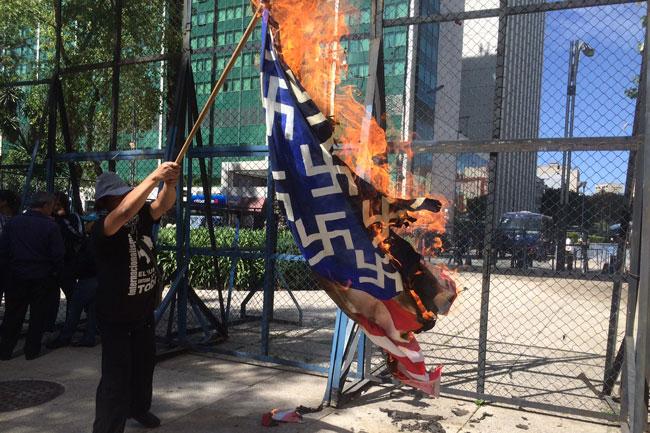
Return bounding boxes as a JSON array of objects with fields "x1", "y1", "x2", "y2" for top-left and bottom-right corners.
[
  {"x1": 0, "y1": 0, "x2": 181, "y2": 343},
  {"x1": 1, "y1": 0, "x2": 647, "y2": 424},
  {"x1": 360, "y1": 0, "x2": 643, "y2": 420}
]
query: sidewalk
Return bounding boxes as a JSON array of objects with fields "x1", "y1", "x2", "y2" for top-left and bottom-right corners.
[{"x1": 0, "y1": 346, "x2": 620, "y2": 433}]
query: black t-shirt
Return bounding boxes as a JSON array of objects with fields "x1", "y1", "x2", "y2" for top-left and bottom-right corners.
[{"x1": 92, "y1": 204, "x2": 160, "y2": 323}]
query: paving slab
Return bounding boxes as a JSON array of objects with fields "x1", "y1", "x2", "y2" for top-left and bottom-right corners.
[
  {"x1": 464, "y1": 403, "x2": 620, "y2": 433},
  {"x1": 0, "y1": 348, "x2": 622, "y2": 433}
]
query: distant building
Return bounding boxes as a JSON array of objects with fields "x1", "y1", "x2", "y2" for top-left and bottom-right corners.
[
  {"x1": 537, "y1": 163, "x2": 581, "y2": 192},
  {"x1": 595, "y1": 183, "x2": 624, "y2": 194},
  {"x1": 407, "y1": 0, "x2": 464, "y2": 202},
  {"x1": 459, "y1": 0, "x2": 545, "y2": 217},
  {"x1": 456, "y1": 165, "x2": 488, "y2": 212}
]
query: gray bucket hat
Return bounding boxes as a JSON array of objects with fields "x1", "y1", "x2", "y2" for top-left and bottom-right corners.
[{"x1": 95, "y1": 172, "x2": 133, "y2": 201}]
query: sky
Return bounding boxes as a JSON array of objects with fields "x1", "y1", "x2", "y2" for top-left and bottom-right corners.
[{"x1": 537, "y1": 2, "x2": 646, "y2": 194}]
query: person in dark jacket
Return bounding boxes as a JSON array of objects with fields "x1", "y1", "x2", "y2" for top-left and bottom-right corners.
[
  {"x1": 0, "y1": 190, "x2": 20, "y2": 307},
  {"x1": 91, "y1": 163, "x2": 178, "y2": 433},
  {"x1": 0, "y1": 189, "x2": 20, "y2": 236},
  {"x1": 46, "y1": 218, "x2": 98, "y2": 349},
  {"x1": 0, "y1": 192, "x2": 64, "y2": 360},
  {"x1": 47, "y1": 192, "x2": 85, "y2": 329}
]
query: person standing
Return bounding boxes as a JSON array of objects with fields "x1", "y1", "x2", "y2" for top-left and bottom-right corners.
[
  {"x1": 0, "y1": 189, "x2": 21, "y2": 236},
  {"x1": 46, "y1": 218, "x2": 98, "y2": 349},
  {"x1": 0, "y1": 189, "x2": 21, "y2": 307},
  {"x1": 0, "y1": 192, "x2": 64, "y2": 360},
  {"x1": 91, "y1": 162, "x2": 179, "y2": 433},
  {"x1": 48, "y1": 192, "x2": 85, "y2": 330}
]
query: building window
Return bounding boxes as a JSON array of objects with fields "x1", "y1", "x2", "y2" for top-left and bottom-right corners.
[
  {"x1": 361, "y1": 9, "x2": 371, "y2": 24},
  {"x1": 217, "y1": 33, "x2": 225, "y2": 45},
  {"x1": 190, "y1": 37, "x2": 197, "y2": 50},
  {"x1": 384, "y1": 5, "x2": 398, "y2": 19},
  {"x1": 359, "y1": 64, "x2": 368, "y2": 76},
  {"x1": 206, "y1": 36, "x2": 213, "y2": 47},
  {"x1": 198, "y1": 13, "x2": 206, "y2": 26},
  {"x1": 218, "y1": 10, "x2": 226, "y2": 21},
  {"x1": 242, "y1": 53, "x2": 251, "y2": 66},
  {"x1": 207, "y1": 12, "x2": 214, "y2": 24}
]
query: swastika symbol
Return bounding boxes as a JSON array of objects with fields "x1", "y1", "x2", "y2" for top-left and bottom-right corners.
[{"x1": 295, "y1": 212, "x2": 354, "y2": 266}]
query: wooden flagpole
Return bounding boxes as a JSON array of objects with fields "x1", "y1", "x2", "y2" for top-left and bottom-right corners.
[{"x1": 174, "y1": 3, "x2": 265, "y2": 164}]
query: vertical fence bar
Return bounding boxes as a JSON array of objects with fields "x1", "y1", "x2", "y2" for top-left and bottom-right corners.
[
  {"x1": 46, "y1": 0, "x2": 63, "y2": 192},
  {"x1": 604, "y1": 90, "x2": 642, "y2": 393},
  {"x1": 109, "y1": 0, "x2": 123, "y2": 172},
  {"x1": 261, "y1": 170, "x2": 278, "y2": 356},
  {"x1": 631, "y1": 4, "x2": 650, "y2": 430},
  {"x1": 45, "y1": 82, "x2": 57, "y2": 192},
  {"x1": 618, "y1": 7, "x2": 649, "y2": 411},
  {"x1": 477, "y1": 0, "x2": 508, "y2": 395},
  {"x1": 179, "y1": 108, "x2": 193, "y2": 342}
]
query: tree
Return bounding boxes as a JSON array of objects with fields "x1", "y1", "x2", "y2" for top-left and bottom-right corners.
[
  {"x1": 0, "y1": 0, "x2": 181, "y2": 193},
  {"x1": 625, "y1": 14, "x2": 646, "y2": 100}
]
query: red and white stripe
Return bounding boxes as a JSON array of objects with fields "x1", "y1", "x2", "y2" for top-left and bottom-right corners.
[{"x1": 354, "y1": 313, "x2": 442, "y2": 396}]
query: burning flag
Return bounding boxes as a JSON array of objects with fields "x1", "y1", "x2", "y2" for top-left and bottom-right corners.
[{"x1": 260, "y1": 7, "x2": 457, "y2": 395}]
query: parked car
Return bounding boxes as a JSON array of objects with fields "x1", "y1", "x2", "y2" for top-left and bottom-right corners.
[
  {"x1": 189, "y1": 215, "x2": 223, "y2": 229},
  {"x1": 495, "y1": 211, "x2": 554, "y2": 267}
]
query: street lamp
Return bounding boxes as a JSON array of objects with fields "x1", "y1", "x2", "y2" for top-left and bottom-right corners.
[{"x1": 557, "y1": 40, "x2": 595, "y2": 271}]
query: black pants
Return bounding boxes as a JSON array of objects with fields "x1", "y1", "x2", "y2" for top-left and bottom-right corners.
[
  {"x1": 93, "y1": 314, "x2": 156, "y2": 433},
  {"x1": 0, "y1": 278, "x2": 52, "y2": 359},
  {"x1": 47, "y1": 271, "x2": 75, "y2": 331}
]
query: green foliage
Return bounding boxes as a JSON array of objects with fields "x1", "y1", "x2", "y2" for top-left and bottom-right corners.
[
  {"x1": 0, "y1": 0, "x2": 181, "y2": 193},
  {"x1": 156, "y1": 226, "x2": 307, "y2": 291},
  {"x1": 541, "y1": 189, "x2": 629, "y2": 236},
  {"x1": 626, "y1": 14, "x2": 646, "y2": 100}
]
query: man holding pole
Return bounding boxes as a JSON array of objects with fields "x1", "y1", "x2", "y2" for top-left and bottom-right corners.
[{"x1": 91, "y1": 162, "x2": 179, "y2": 433}]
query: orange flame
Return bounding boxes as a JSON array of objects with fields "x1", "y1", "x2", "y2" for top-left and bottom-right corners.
[{"x1": 267, "y1": 0, "x2": 449, "y2": 242}]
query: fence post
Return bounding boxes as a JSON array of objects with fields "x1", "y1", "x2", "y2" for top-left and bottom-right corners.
[
  {"x1": 476, "y1": 0, "x2": 507, "y2": 395},
  {"x1": 261, "y1": 169, "x2": 278, "y2": 356},
  {"x1": 108, "y1": 0, "x2": 123, "y2": 173},
  {"x1": 630, "y1": 5, "x2": 650, "y2": 429}
]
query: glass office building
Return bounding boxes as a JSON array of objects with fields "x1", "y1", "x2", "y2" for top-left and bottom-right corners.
[{"x1": 189, "y1": 0, "x2": 441, "y2": 149}]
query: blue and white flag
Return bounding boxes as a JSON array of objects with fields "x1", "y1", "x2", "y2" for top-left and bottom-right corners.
[{"x1": 260, "y1": 11, "x2": 441, "y2": 301}]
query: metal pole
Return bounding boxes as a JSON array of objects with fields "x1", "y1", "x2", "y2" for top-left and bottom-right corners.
[
  {"x1": 174, "y1": 5, "x2": 264, "y2": 164},
  {"x1": 558, "y1": 41, "x2": 575, "y2": 270},
  {"x1": 477, "y1": 0, "x2": 507, "y2": 395},
  {"x1": 631, "y1": 5, "x2": 650, "y2": 430},
  {"x1": 46, "y1": 0, "x2": 63, "y2": 192},
  {"x1": 109, "y1": 0, "x2": 123, "y2": 172},
  {"x1": 617, "y1": 29, "x2": 647, "y2": 406},
  {"x1": 261, "y1": 169, "x2": 277, "y2": 356}
]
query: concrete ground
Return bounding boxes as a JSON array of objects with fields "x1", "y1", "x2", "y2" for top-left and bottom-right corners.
[
  {"x1": 191, "y1": 270, "x2": 627, "y2": 415},
  {"x1": 0, "y1": 345, "x2": 621, "y2": 433}
]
